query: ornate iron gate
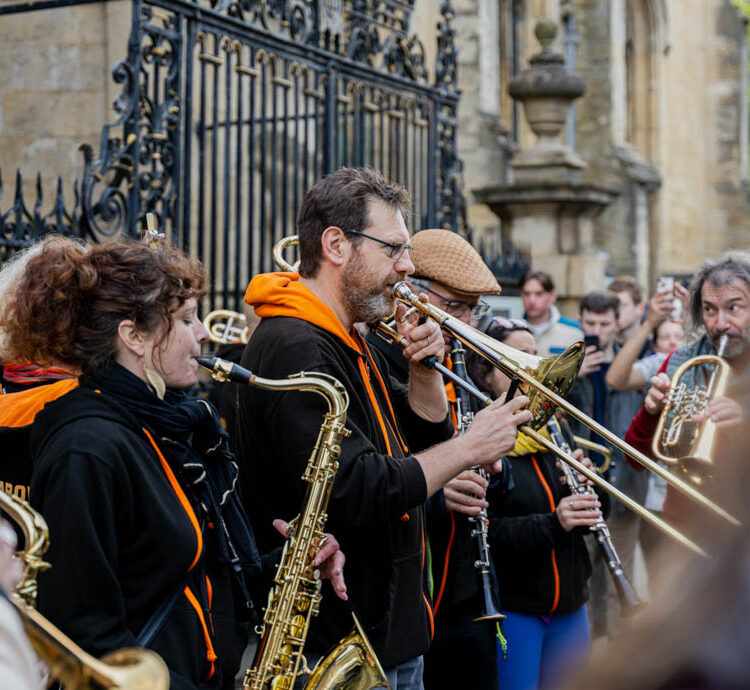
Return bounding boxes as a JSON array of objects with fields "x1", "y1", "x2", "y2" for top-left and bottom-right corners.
[{"x1": 1, "y1": 0, "x2": 466, "y2": 313}]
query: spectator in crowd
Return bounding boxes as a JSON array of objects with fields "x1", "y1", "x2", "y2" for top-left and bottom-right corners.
[
  {"x1": 520, "y1": 270, "x2": 583, "y2": 357},
  {"x1": 606, "y1": 283, "x2": 689, "y2": 393},
  {"x1": 605, "y1": 284, "x2": 688, "y2": 581},
  {"x1": 566, "y1": 291, "x2": 646, "y2": 639},
  {"x1": 607, "y1": 276, "x2": 646, "y2": 348}
]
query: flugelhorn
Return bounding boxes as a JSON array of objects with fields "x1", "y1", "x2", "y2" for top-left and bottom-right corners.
[
  {"x1": 0, "y1": 490, "x2": 169, "y2": 689},
  {"x1": 652, "y1": 334, "x2": 730, "y2": 486},
  {"x1": 390, "y1": 281, "x2": 739, "y2": 534},
  {"x1": 203, "y1": 309, "x2": 249, "y2": 344}
]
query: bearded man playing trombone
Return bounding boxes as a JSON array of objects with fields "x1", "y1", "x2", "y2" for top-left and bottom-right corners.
[
  {"x1": 625, "y1": 252, "x2": 750, "y2": 534},
  {"x1": 234, "y1": 167, "x2": 531, "y2": 689}
]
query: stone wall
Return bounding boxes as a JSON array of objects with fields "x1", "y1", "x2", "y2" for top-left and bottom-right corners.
[
  {"x1": 413, "y1": 0, "x2": 750, "y2": 296},
  {"x1": 0, "y1": 1, "x2": 130, "y2": 206}
]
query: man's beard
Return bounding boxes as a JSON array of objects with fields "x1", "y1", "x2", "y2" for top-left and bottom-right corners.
[
  {"x1": 711, "y1": 329, "x2": 750, "y2": 361},
  {"x1": 342, "y1": 253, "x2": 395, "y2": 325}
]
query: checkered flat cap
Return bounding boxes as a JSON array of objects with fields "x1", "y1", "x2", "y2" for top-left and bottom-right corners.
[{"x1": 411, "y1": 229, "x2": 502, "y2": 296}]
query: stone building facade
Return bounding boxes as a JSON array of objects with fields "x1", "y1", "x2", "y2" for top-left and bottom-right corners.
[
  {"x1": 1, "y1": 0, "x2": 748, "y2": 303},
  {"x1": 414, "y1": 0, "x2": 750, "y2": 304}
]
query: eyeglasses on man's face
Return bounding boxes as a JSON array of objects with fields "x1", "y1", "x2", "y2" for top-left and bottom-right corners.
[
  {"x1": 417, "y1": 283, "x2": 492, "y2": 322},
  {"x1": 343, "y1": 228, "x2": 413, "y2": 261}
]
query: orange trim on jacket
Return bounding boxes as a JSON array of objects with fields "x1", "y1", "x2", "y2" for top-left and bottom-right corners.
[
  {"x1": 432, "y1": 511, "x2": 456, "y2": 616},
  {"x1": 246, "y1": 272, "x2": 407, "y2": 455},
  {"x1": 142, "y1": 428, "x2": 203, "y2": 572},
  {"x1": 531, "y1": 456, "x2": 560, "y2": 614},
  {"x1": 0, "y1": 378, "x2": 79, "y2": 428},
  {"x1": 421, "y1": 528, "x2": 435, "y2": 639},
  {"x1": 184, "y1": 585, "x2": 218, "y2": 680},
  {"x1": 359, "y1": 335, "x2": 408, "y2": 454}
]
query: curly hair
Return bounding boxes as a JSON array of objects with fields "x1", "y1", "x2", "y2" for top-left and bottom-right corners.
[{"x1": 0, "y1": 236, "x2": 206, "y2": 375}]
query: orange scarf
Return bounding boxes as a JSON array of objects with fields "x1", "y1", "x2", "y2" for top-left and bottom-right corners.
[{"x1": 245, "y1": 273, "x2": 407, "y2": 455}]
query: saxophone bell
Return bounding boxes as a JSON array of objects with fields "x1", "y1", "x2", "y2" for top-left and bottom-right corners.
[{"x1": 0, "y1": 491, "x2": 170, "y2": 689}]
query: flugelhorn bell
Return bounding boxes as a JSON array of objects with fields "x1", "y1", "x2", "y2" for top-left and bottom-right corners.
[{"x1": 652, "y1": 334, "x2": 731, "y2": 486}]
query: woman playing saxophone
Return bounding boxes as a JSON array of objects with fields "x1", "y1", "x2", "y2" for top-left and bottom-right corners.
[{"x1": 0, "y1": 237, "x2": 346, "y2": 690}]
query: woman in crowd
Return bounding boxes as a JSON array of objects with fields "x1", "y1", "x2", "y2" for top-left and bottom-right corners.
[
  {"x1": 0, "y1": 237, "x2": 344, "y2": 689},
  {"x1": 468, "y1": 319, "x2": 607, "y2": 690}
]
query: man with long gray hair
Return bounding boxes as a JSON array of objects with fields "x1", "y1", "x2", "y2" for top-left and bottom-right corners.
[{"x1": 625, "y1": 251, "x2": 750, "y2": 531}]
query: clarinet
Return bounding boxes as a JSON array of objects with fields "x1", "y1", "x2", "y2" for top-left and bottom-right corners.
[
  {"x1": 546, "y1": 416, "x2": 645, "y2": 617},
  {"x1": 450, "y1": 338, "x2": 504, "y2": 623}
]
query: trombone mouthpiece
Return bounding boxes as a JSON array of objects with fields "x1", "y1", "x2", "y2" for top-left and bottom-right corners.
[{"x1": 393, "y1": 282, "x2": 415, "y2": 301}]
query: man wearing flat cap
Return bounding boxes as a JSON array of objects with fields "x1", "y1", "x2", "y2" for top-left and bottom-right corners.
[
  {"x1": 366, "y1": 228, "x2": 507, "y2": 689},
  {"x1": 366, "y1": 228, "x2": 501, "y2": 377}
]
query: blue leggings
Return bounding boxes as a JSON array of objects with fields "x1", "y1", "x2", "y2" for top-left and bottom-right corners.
[{"x1": 497, "y1": 606, "x2": 590, "y2": 690}]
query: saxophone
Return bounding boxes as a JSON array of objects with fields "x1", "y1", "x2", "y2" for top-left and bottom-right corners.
[
  {"x1": 0, "y1": 490, "x2": 169, "y2": 688},
  {"x1": 197, "y1": 356, "x2": 389, "y2": 690}
]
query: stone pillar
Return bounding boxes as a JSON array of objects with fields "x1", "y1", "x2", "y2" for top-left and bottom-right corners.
[{"x1": 473, "y1": 19, "x2": 618, "y2": 316}]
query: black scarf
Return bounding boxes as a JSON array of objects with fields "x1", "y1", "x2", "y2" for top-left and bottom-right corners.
[{"x1": 81, "y1": 362, "x2": 262, "y2": 605}]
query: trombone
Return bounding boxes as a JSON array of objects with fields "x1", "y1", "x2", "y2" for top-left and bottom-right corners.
[
  {"x1": 269, "y1": 236, "x2": 726, "y2": 555},
  {"x1": 389, "y1": 282, "x2": 738, "y2": 534},
  {"x1": 203, "y1": 309, "x2": 249, "y2": 345}
]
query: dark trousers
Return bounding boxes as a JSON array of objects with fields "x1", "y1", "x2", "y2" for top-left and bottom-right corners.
[{"x1": 423, "y1": 609, "x2": 499, "y2": 690}]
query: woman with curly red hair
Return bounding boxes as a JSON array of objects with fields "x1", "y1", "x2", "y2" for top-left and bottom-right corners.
[{"x1": 0, "y1": 236, "x2": 343, "y2": 689}]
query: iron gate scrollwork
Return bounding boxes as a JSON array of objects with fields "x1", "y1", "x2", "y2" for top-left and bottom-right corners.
[
  {"x1": 1, "y1": 0, "x2": 467, "y2": 312},
  {"x1": 81, "y1": 0, "x2": 465, "y2": 312}
]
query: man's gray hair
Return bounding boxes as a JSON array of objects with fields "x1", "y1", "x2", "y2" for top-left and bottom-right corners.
[{"x1": 688, "y1": 251, "x2": 750, "y2": 328}]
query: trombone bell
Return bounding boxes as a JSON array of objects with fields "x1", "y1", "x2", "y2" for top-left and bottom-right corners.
[
  {"x1": 203, "y1": 309, "x2": 249, "y2": 345},
  {"x1": 392, "y1": 283, "x2": 586, "y2": 429}
]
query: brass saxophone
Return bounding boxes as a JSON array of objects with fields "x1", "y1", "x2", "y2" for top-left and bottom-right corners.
[
  {"x1": 196, "y1": 356, "x2": 390, "y2": 690},
  {"x1": 0, "y1": 490, "x2": 169, "y2": 688}
]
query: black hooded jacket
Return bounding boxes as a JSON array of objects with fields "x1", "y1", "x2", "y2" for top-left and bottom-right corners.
[
  {"x1": 236, "y1": 273, "x2": 453, "y2": 669},
  {"x1": 487, "y1": 444, "x2": 610, "y2": 616},
  {"x1": 29, "y1": 379, "x2": 268, "y2": 689}
]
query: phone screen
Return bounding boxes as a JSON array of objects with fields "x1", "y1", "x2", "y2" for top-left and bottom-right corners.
[{"x1": 584, "y1": 334, "x2": 600, "y2": 350}]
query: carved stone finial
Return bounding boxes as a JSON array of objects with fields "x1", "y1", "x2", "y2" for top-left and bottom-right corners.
[
  {"x1": 507, "y1": 19, "x2": 586, "y2": 183},
  {"x1": 535, "y1": 18, "x2": 558, "y2": 48}
]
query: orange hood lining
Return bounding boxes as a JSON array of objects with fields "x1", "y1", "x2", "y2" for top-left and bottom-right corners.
[
  {"x1": 0, "y1": 379, "x2": 80, "y2": 429},
  {"x1": 245, "y1": 272, "x2": 408, "y2": 455}
]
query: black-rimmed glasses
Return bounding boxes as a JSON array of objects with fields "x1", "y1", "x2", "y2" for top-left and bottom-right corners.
[
  {"x1": 416, "y1": 283, "x2": 492, "y2": 322},
  {"x1": 343, "y1": 229, "x2": 413, "y2": 261}
]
